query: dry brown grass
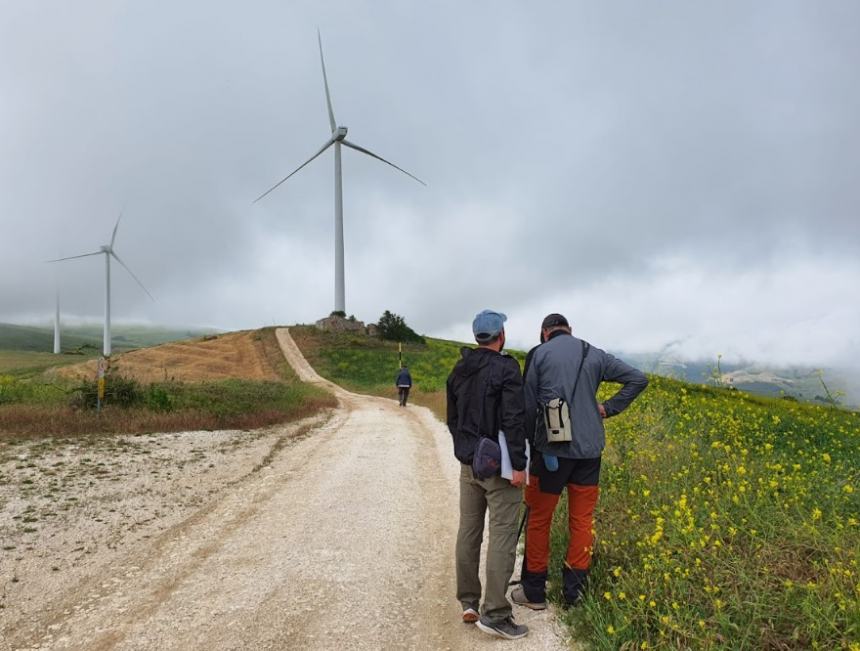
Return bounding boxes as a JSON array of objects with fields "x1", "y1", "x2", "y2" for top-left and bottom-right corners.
[
  {"x1": 411, "y1": 390, "x2": 446, "y2": 421},
  {"x1": 53, "y1": 330, "x2": 282, "y2": 384}
]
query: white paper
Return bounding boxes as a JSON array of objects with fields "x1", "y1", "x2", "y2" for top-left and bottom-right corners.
[
  {"x1": 525, "y1": 439, "x2": 531, "y2": 486},
  {"x1": 500, "y1": 432, "x2": 530, "y2": 482},
  {"x1": 499, "y1": 430, "x2": 513, "y2": 480}
]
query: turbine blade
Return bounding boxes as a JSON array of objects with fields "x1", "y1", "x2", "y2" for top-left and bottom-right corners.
[
  {"x1": 111, "y1": 251, "x2": 155, "y2": 301},
  {"x1": 342, "y1": 140, "x2": 427, "y2": 186},
  {"x1": 318, "y1": 29, "x2": 337, "y2": 132},
  {"x1": 111, "y1": 208, "x2": 124, "y2": 247},
  {"x1": 253, "y1": 137, "x2": 335, "y2": 203},
  {"x1": 46, "y1": 251, "x2": 103, "y2": 263}
]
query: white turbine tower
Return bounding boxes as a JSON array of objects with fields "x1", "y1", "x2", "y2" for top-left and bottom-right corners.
[
  {"x1": 254, "y1": 31, "x2": 425, "y2": 314},
  {"x1": 53, "y1": 289, "x2": 61, "y2": 354},
  {"x1": 48, "y1": 214, "x2": 153, "y2": 357}
]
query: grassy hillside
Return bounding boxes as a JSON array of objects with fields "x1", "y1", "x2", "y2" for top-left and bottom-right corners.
[
  {"x1": 0, "y1": 350, "x2": 100, "y2": 378},
  {"x1": 0, "y1": 328, "x2": 335, "y2": 437},
  {"x1": 0, "y1": 322, "x2": 217, "y2": 353},
  {"x1": 291, "y1": 325, "x2": 482, "y2": 393},
  {"x1": 290, "y1": 325, "x2": 525, "y2": 415},
  {"x1": 292, "y1": 326, "x2": 859, "y2": 650},
  {"x1": 0, "y1": 322, "x2": 223, "y2": 382}
]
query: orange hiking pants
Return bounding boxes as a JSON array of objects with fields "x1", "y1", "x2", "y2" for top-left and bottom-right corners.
[{"x1": 524, "y1": 477, "x2": 600, "y2": 573}]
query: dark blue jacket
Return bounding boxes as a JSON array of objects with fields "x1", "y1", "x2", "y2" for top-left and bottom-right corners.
[{"x1": 395, "y1": 368, "x2": 413, "y2": 387}]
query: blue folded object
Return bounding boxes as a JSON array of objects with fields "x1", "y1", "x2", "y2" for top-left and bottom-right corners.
[
  {"x1": 472, "y1": 437, "x2": 502, "y2": 480},
  {"x1": 543, "y1": 452, "x2": 559, "y2": 472}
]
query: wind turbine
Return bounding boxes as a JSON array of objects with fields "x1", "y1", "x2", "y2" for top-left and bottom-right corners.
[
  {"x1": 48, "y1": 213, "x2": 153, "y2": 357},
  {"x1": 253, "y1": 31, "x2": 425, "y2": 314},
  {"x1": 53, "y1": 289, "x2": 61, "y2": 354},
  {"x1": 51, "y1": 261, "x2": 62, "y2": 354}
]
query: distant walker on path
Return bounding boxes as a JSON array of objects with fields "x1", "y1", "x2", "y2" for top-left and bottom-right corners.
[{"x1": 396, "y1": 365, "x2": 413, "y2": 406}]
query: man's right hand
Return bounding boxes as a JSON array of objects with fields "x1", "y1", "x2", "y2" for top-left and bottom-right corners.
[
  {"x1": 510, "y1": 469, "x2": 525, "y2": 487},
  {"x1": 598, "y1": 402, "x2": 607, "y2": 419}
]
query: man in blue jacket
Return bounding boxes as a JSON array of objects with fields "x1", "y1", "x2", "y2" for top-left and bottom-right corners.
[
  {"x1": 513, "y1": 313, "x2": 648, "y2": 609},
  {"x1": 395, "y1": 365, "x2": 413, "y2": 406}
]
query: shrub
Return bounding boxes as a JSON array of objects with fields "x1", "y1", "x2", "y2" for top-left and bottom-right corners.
[
  {"x1": 0, "y1": 375, "x2": 67, "y2": 405},
  {"x1": 145, "y1": 383, "x2": 176, "y2": 412},
  {"x1": 377, "y1": 310, "x2": 425, "y2": 344},
  {"x1": 70, "y1": 373, "x2": 143, "y2": 409}
]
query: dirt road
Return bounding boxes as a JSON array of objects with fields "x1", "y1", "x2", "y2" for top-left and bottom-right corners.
[{"x1": 2, "y1": 328, "x2": 568, "y2": 650}]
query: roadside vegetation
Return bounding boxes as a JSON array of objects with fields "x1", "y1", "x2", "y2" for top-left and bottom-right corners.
[
  {"x1": 0, "y1": 328, "x2": 334, "y2": 437},
  {"x1": 293, "y1": 325, "x2": 859, "y2": 650}
]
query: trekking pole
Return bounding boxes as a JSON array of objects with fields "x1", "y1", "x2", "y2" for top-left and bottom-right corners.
[
  {"x1": 517, "y1": 505, "x2": 529, "y2": 543},
  {"x1": 509, "y1": 505, "x2": 530, "y2": 586}
]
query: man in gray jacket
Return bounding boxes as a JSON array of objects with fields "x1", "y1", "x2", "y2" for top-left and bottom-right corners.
[{"x1": 512, "y1": 313, "x2": 648, "y2": 608}]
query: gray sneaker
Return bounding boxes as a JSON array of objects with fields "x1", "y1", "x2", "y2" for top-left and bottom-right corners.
[
  {"x1": 511, "y1": 585, "x2": 547, "y2": 610},
  {"x1": 476, "y1": 615, "x2": 529, "y2": 640}
]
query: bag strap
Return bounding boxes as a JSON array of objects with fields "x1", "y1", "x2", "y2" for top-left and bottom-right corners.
[
  {"x1": 570, "y1": 340, "x2": 591, "y2": 401},
  {"x1": 475, "y1": 356, "x2": 500, "y2": 440}
]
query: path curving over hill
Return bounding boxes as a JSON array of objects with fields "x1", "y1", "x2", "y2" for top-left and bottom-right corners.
[{"x1": 4, "y1": 328, "x2": 568, "y2": 650}]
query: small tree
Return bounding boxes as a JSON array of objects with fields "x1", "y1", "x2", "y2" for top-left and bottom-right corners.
[{"x1": 377, "y1": 310, "x2": 425, "y2": 344}]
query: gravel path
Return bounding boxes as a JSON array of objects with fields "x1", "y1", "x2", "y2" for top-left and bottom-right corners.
[{"x1": 2, "y1": 329, "x2": 570, "y2": 650}]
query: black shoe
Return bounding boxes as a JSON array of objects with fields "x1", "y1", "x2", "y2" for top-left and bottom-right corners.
[
  {"x1": 519, "y1": 568, "x2": 548, "y2": 604},
  {"x1": 476, "y1": 615, "x2": 529, "y2": 640},
  {"x1": 562, "y1": 566, "x2": 589, "y2": 606}
]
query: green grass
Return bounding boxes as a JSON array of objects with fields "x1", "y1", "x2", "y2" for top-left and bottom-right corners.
[
  {"x1": 559, "y1": 377, "x2": 860, "y2": 650},
  {"x1": 290, "y1": 325, "x2": 524, "y2": 395},
  {"x1": 0, "y1": 322, "x2": 217, "y2": 354},
  {"x1": 292, "y1": 326, "x2": 860, "y2": 650},
  {"x1": 0, "y1": 350, "x2": 100, "y2": 379}
]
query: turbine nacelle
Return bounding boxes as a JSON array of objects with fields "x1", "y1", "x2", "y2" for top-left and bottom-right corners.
[
  {"x1": 333, "y1": 126, "x2": 348, "y2": 141},
  {"x1": 100, "y1": 245, "x2": 111, "y2": 253}
]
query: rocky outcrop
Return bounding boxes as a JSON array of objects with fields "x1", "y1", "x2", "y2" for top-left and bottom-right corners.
[{"x1": 315, "y1": 314, "x2": 366, "y2": 333}]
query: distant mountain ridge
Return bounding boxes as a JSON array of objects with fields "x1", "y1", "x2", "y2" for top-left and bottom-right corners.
[{"x1": 620, "y1": 351, "x2": 860, "y2": 408}]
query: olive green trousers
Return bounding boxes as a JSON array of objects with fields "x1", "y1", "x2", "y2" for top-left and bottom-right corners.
[{"x1": 455, "y1": 463, "x2": 522, "y2": 623}]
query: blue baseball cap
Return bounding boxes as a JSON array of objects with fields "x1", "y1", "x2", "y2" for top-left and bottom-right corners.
[{"x1": 472, "y1": 309, "x2": 507, "y2": 343}]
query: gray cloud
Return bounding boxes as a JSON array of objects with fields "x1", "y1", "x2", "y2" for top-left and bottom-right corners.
[{"x1": 1, "y1": 1, "x2": 858, "y2": 368}]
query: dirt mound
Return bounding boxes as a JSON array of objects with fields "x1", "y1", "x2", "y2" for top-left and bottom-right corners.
[{"x1": 54, "y1": 330, "x2": 283, "y2": 383}]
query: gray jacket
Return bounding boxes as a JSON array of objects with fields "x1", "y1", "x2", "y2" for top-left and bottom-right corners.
[{"x1": 524, "y1": 332, "x2": 648, "y2": 459}]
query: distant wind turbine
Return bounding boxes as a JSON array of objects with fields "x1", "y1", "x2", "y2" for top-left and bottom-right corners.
[
  {"x1": 48, "y1": 213, "x2": 154, "y2": 357},
  {"x1": 53, "y1": 289, "x2": 61, "y2": 354},
  {"x1": 253, "y1": 30, "x2": 425, "y2": 314}
]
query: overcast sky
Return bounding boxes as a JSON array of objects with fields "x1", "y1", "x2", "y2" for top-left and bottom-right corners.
[{"x1": 1, "y1": 1, "x2": 858, "y2": 368}]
